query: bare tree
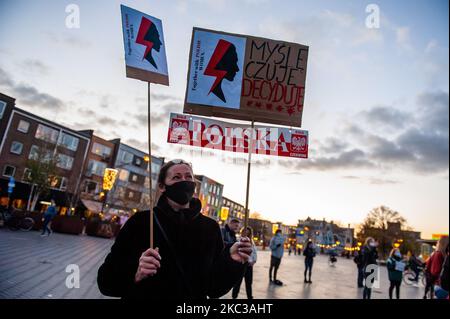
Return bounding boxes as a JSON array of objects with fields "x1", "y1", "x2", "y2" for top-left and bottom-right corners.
[
  {"x1": 250, "y1": 212, "x2": 262, "y2": 219},
  {"x1": 357, "y1": 205, "x2": 408, "y2": 258}
]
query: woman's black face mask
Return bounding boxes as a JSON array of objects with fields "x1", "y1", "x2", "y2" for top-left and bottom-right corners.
[{"x1": 163, "y1": 180, "x2": 196, "y2": 205}]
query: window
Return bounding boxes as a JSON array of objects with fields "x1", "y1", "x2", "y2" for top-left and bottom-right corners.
[
  {"x1": 49, "y1": 176, "x2": 63, "y2": 189},
  {"x1": 83, "y1": 180, "x2": 98, "y2": 194},
  {"x1": 128, "y1": 191, "x2": 134, "y2": 199},
  {"x1": 0, "y1": 100, "x2": 6, "y2": 119},
  {"x1": 3, "y1": 165, "x2": 15, "y2": 177},
  {"x1": 17, "y1": 120, "x2": 30, "y2": 133},
  {"x1": 116, "y1": 186, "x2": 126, "y2": 199},
  {"x1": 35, "y1": 124, "x2": 59, "y2": 143},
  {"x1": 150, "y1": 162, "x2": 160, "y2": 173},
  {"x1": 120, "y1": 150, "x2": 133, "y2": 164},
  {"x1": 10, "y1": 141, "x2": 23, "y2": 155},
  {"x1": 29, "y1": 145, "x2": 39, "y2": 160},
  {"x1": 57, "y1": 154, "x2": 74, "y2": 170},
  {"x1": 22, "y1": 168, "x2": 32, "y2": 182},
  {"x1": 28, "y1": 145, "x2": 52, "y2": 162},
  {"x1": 118, "y1": 169, "x2": 129, "y2": 181},
  {"x1": 92, "y1": 142, "x2": 112, "y2": 158},
  {"x1": 134, "y1": 156, "x2": 142, "y2": 167},
  {"x1": 141, "y1": 194, "x2": 150, "y2": 205},
  {"x1": 60, "y1": 177, "x2": 67, "y2": 190},
  {"x1": 87, "y1": 160, "x2": 107, "y2": 176},
  {"x1": 58, "y1": 132, "x2": 79, "y2": 151},
  {"x1": 131, "y1": 174, "x2": 138, "y2": 182}
]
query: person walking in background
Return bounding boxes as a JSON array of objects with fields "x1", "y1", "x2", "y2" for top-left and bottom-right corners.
[
  {"x1": 269, "y1": 229, "x2": 284, "y2": 285},
  {"x1": 41, "y1": 199, "x2": 57, "y2": 237},
  {"x1": 303, "y1": 241, "x2": 316, "y2": 283},
  {"x1": 354, "y1": 249, "x2": 365, "y2": 288},
  {"x1": 232, "y1": 226, "x2": 257, "y2": 299},
  {"x1": 423, "y1": 236, "x2": 449, "y2": 299},
  {"x1": 288, "y1": 244, "x2": 292, "y2": 256},
  {"x1": 361, "y1": 237, "x2": 379, "y2": 299},
  {"x1": 387, "y1": 248, "x2": 405, "y2": 299},
  {"x1": 221, "y1": 218, "x2": 240, "y2": 246}
]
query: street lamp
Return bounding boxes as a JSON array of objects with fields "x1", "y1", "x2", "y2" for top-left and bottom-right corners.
[{"x1": 101, "y1": 168, "x2": 118, "y2": 214}]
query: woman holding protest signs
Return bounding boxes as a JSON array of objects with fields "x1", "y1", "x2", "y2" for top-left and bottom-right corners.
[{"x1": 97, "y1": 159, "x2": 252, "y2": 298}]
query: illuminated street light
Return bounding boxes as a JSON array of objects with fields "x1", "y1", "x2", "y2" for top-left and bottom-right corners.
[
  {"x1": 103, "y1": 168, "x2": 118, "y2": 191},
  {"x1": 220, "y1": 207, "x2": 230, "y2": 221}
]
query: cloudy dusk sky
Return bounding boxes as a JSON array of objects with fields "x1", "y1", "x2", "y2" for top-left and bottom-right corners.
[{"x1": 0, "y1": 0, "x2": 448, "y2": 238}]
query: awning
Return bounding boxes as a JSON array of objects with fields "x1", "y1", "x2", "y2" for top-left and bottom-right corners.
[{"x1": 81, "y1": 199, "x2": 103, "y2": 213}]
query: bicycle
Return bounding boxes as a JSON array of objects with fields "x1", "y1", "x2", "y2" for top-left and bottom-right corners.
[
  {"x1": 0, "y1": 208, "x2": 35, "y2": 231},
  {"x1": 403, "y1": 265, "x2": 426, "y2": 287}
]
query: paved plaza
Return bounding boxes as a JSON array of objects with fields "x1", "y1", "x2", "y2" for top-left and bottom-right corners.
[{"x1": 0, "y1": 229, "x2": 424, "y2": 299}]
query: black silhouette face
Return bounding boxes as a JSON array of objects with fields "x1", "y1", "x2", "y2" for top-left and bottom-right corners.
[
  {"x1": 204, "y1": 41, "x2": 240, "y2": 103},
  {"x1": 216, "y1": 45, "x2": 239, "y2": 81},
  {"x1": 136, "y1": 17, "x2": 162, "y2": 69},
  {"x1": 145, "y1": 23, "x2": 162, "y2": 52}
]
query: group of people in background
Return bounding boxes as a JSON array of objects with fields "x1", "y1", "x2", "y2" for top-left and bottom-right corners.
[
  {"x1": 354, "y1": 236, "x2": 449, "y2": 300},
  {"x1": 221, "y1": 218, "x2": 449, "y2": 300}
]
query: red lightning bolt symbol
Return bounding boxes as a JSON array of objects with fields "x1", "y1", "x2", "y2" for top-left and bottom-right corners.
[
  {"x1": 204, "y1": 39, "x2": 231, "y2": 94},
  {"x1": 136, "y1": 17, "x2": 154, "y2": 61}
]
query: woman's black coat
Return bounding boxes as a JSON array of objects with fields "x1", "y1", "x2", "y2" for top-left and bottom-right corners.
[{"x1": 97, "y1": 196, "x2": 246, "y2": 299}]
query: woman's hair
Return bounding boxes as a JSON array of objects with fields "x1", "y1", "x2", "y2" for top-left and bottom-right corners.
[
  {"x1": 157, "y1": 159, "x2": 193, "y2": 187},
  {"x1": 436, "y1": 236, "x2": 449, "y2": 254},
  {"x1": 364, "y1": 237, "x2": 374, "y2": 246},
  {"x1": 241, "y1": 226, "x2": 253, "y2": 238},
  {"x1": 306, "y1": 241, "x2": 313, "y2": 248}
]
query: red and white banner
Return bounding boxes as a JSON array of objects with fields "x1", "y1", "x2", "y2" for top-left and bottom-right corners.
[{"x1": 167, "y1": 113, "x2": 308, "y2": 158}]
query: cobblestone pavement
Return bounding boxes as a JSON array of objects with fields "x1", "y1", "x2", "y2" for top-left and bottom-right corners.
[{"x1": 0, "y1": 229, "x2": 425, "y2": 299}]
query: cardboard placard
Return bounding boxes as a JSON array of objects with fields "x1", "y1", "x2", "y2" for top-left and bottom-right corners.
[
  {"x1": 120, "y1": 5, "x2": 169, "y2": 85},
  {"x1": 184, "y1": 28, "x2": 308, "y2": 127}
]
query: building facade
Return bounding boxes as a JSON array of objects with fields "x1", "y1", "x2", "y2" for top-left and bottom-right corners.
[
  {"x1": 108, "y1": 142, "x2": 164, "y2": 213},
  {"x1": 0, "y1": 93, "x2": 91, "y2": 214},
  {"x1": 221, "y1": 196, "x2": 245, "y2": 224},
  {"x1": 297, "y1": 217, "x2": 355, "y2": 250},
  {"x1": 195, "y1": 174, "x2": 223, "y2": 220},
  {"x1": 77, "y1": 132, "x2": 120, "y2": 214}
]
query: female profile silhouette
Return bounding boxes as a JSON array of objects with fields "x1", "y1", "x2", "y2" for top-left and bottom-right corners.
[
  {"x1": 204, "y1": 39, "x2": 240, "y2": 103},
  {"x1": 136, "y1": 16, "x2": 162, "y2": 69}
]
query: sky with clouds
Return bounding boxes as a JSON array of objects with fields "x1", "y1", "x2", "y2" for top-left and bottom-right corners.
[{"x1": 0, "y1": 0, "x2": 448, "y2": 238}]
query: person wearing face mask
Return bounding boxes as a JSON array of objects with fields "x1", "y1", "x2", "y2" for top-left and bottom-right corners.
[
  {"x1": 97, "y1": 159, "x2": 252, "y2": 299},
  {"x1": 387, "y1": 248, "x2": 405, "y2": 299},
  {"x1": 361, "y1": 237, "x2": 379, "y2": 299}
]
